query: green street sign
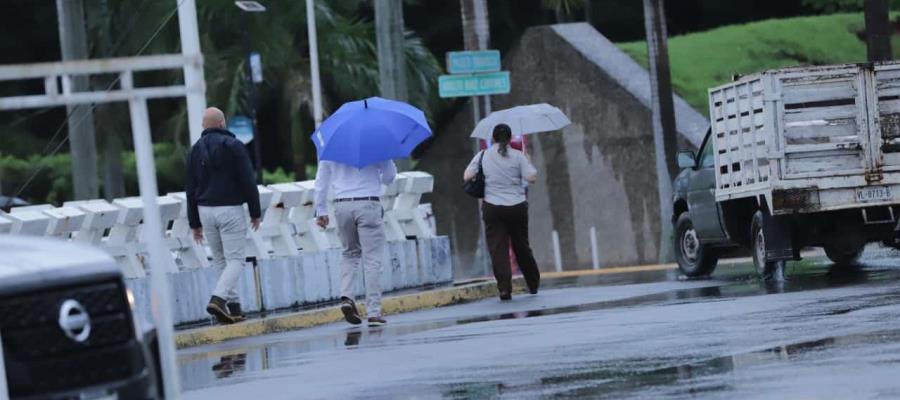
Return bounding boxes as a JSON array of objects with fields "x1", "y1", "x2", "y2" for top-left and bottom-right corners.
[
  {"x1": 438, "y1": 71, "x2": 510, "y2": 98},
  {"x1": 446, "y1": 50, "x2": 501, "y2": 74}
]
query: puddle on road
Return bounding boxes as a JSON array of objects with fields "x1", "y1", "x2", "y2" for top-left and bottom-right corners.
[
  {"x1": 179, "y1": 254, "x2": 900, "y2": 393},
  {"x1": 425, "y1": 328, "x2": 900, "y2": 399}
]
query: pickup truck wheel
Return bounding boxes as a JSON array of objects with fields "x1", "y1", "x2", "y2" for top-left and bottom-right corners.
[
  {"x1": 751, "y1": 210, "x2": 785, "y2": 279},
  {"x1": 824, "y1": 244, "x2": 864, "y2": 266},
  {"x1": 674, "y1": 213, "x2": 718, "y2": 277}
]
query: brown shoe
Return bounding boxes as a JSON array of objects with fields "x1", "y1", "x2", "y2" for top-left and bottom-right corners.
[
  {"x1": 207, "y1": 296, "x2": 237, "y2": 324},
  {"x1": 340, "y1": 298, "x2": 362, "y2": 325},
  {"x1": 499, "y1": 292, "x2": 512, "y2": 301},
  {"x1": 367, "y1": 316, "x2": 387, "y2": 327}
]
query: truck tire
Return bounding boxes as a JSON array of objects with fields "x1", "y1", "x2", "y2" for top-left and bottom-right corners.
[
  {"x1": 674, "y1": 213, "x2": 719, "y2": 277},
  {"x1": 751, "y1": 210, "x2": 785, "y2": 278},
  {"x1": 824, "y1": 244, "x2": 864, "y2": 266}
]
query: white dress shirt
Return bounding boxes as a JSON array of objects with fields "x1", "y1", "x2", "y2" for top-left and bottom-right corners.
[{"x1": 314, "y1": 160, "x2": 397, "y2": 216}]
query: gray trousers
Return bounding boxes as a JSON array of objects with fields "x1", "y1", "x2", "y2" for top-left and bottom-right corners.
[
  {"x1": 335, "y1": 201, "x2": 386, "y2": 317},
  {"x1": 199, "y1": 205, "x2": 247, "y2": 303}
]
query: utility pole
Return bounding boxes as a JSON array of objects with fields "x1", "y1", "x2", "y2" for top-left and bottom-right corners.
[
  {"x1": 56, "y1": 0, "x2": 98, "y2": 200},
  {"x1": 375, "y1": 0, "x2": 410, "y2": 170},
  {"x1": 306, "y1": 0, "x2": 323, "y2": 129},
  {"x1": 864, "y1": 0, "x2": 892, "y2": 62},
  {"x1": 86, "y1": 0, "x2": 126, "y2": 200},
  {"x1": 460, "y1": 0, "x2": 492, "y2": 277},
  {"x1": 460, "y1": 0, "x2": 492, "y2": 134},
  {"x1": 643, "y1": 0, "x2": 677, "y2": 262},
  {"x1": 178, "y1": 0, "x2": 207, "y2": 145}
]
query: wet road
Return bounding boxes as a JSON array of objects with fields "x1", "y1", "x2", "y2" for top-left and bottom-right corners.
[{"x1": 180, "y1": 248, "x2": 900, "y2": 399}]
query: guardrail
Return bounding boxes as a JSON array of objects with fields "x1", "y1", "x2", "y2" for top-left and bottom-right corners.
[
  {"x1": 0, "y1": 172, "x2": 437, "y2": 277},
  {"x1": 1, "y1": 172, "x2": 448, "y2": 326}
]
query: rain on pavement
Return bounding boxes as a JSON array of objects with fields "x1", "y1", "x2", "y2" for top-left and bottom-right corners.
[{"x1": 180, "y1": 247, "x2": 900, "y2": 399}]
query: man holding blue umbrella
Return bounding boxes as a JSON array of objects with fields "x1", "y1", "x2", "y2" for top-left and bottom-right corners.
[{"x1": 313, "y1": 97, "x2": 432, "y2": 326}]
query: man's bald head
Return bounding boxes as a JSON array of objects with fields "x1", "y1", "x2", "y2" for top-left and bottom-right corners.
[{"x1": 202, "y1": 107, "x2": 226, "y2": 129}]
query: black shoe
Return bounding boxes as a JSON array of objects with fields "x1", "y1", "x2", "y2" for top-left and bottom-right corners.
[
  {"x1": 499, "y1": 292, "x2": 512, "y2": 301},
  {"x1": 340, "y1": 298, "x2": 362, "y2": 325},
  {"x1": 227, "y1": 302, "x2": 246, "y2": 322},
  {"x1": 207, "y1": 296, "x2": 237, "y2": 324},
  {"x1": 528, "y1": 278, "x2": 540, "y2": 295}
]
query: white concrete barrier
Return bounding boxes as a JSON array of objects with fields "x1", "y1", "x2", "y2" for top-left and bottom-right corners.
[
  {"x1": 167, "y1": 193, "x2": 208, "y2": 269},
  {"x1": 64, "y1": 200, "x2": 119, "y2": 246},
  {"x1": 108, "y1": 197, "x2": 147, "y2": 278},
  {"x1": 264, "y1": 183, "x2": 304, "y2": 257},
  {"x1": 0, "y1": 213, "x2": 12, "y2": 234},
  {"x1": 245, "y1": 185, "x2": 274, "y2": 260},
  {"x1": 392, "y1": 172, "x2": 435, "y2": 239},
  {"x1": 8, "y1": 206, "x2": 52, "y2": 236},
  {"x1": 381, "y1": 180, "x2": 406, "y2": 242},
  {"x1": 43, "y1": 207, "x2": 86, "y2": 239},
  {"x1": 138, "y1": 196, "x2": 181, "y2": 275},
  {"x1": 290, "y1": 181, "x2": 320, "y2": 252},
  {"x1": 2, "y1": 172, "x2": 447, "y2": 318}
]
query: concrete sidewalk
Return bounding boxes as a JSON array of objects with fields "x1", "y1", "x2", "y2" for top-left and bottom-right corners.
[{"x1": 175, "y1": 263, "x2": 677, "y2": 348}]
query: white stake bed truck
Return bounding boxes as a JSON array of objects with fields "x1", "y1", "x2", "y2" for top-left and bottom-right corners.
[{"x1": 673, "y1": 62, "x2": 900, "y2": 277}]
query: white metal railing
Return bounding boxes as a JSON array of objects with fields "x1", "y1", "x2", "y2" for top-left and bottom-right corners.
[{"x1": 0, "y1": 172, "x2": 436, "y2": 278}]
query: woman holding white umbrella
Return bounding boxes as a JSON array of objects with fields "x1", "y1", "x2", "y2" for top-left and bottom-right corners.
[
  {"x1": 464, "y1": 124, "x2": 541, "y2": 300},
  {"x1": 464, "y1": 103, "x2": 570, "y2": 300}
]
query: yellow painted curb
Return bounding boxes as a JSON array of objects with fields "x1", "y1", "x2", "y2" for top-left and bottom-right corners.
[
  {"x1": 175, "y1": 263, "x2": 674, "y2": 348},
  {"x1": 175, "y1": 280, "x2": 518, "y2": 349},
  {"x1": 541, "y1": 263, "x2": 677, "y2": 278}
]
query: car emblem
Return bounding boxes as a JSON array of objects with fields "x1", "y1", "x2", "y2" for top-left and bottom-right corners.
[{"x1": 58, "y1": 299, "x2": 91, "y2": 343}]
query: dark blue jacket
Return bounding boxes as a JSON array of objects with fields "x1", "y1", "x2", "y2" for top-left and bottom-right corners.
[{"x1": 185, "y1": 128, "x2": 261, "y2": 229}]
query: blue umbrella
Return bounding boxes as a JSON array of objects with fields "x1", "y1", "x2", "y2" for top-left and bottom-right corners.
[{"x1": 311, "y1": 97, "x2": 432, "y2": 168}]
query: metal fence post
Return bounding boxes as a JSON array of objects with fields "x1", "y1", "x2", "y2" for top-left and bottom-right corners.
[
  {"x1": 590, "y1": 226, "x2": 600, "y2": 270},
  {"x1": 552, "y1": 230, "x2": 563, "y2": 273},
  {"x1": 128, "y1": 98, "x2": 181, "y2": 399}
]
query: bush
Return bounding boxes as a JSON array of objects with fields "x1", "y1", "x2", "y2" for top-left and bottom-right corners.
[
  {"x1": 263, "y1": 167, "x2": 296, "y2": 184},
  {"x1": 0, "y1": 143, "x2": 187, "y2": 205},
  {"x1": 0, "y1": 152, "x2": 76, "y2": 205}
]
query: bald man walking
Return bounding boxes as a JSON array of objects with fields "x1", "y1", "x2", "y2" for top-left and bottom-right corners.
[{"x1": 185, "y1": 107, "x2": 261, "y2": 324}]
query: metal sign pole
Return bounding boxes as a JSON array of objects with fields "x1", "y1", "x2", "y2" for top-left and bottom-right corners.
[
  {"x1": 0, "y1": 330, "x2": 8, "y2": 400},
  {"x1": 128, "y1": 98, "x2": 181, "y2": 399}
]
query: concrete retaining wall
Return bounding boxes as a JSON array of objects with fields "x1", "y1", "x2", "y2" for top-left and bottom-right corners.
[
  {"x1": 417, "y1": 23, "x2": 709, "y2": 278},
  {"x1": 127, "y1": 236, "x2": 452, "y2": 326}
]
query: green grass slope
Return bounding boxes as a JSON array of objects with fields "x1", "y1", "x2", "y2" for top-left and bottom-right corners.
[{"x1": 617, "y1": 13, "x2": 900, "y2": 114}]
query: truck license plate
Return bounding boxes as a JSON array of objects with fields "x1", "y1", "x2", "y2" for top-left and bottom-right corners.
[{"x1": 856, "y1": 186, "x2": 893, "y2": 203}]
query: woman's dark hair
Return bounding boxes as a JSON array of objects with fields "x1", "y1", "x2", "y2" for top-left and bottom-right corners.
[{"x1": 492, "y1": 124, "x2": 512, "y2": 157}]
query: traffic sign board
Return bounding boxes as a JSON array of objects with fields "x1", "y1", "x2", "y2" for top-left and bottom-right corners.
[
  {"x1": 438, "y1": 71, "x2": 510, "y2": 98},
  {"x1": 228, "y1": 115, "x2": 254, "y2": 144},
  {"x1": 446, "y1": 50, "x2": 501, "y2": 74}
]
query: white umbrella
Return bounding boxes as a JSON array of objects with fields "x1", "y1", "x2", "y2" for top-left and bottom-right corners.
[{"x1": 470, "y1": 103, "x2": 571, "y2": 140}]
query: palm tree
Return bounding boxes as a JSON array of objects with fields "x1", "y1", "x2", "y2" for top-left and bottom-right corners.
[{"x1": 95, "y1": 0, "x2": 443, "y2": 179}]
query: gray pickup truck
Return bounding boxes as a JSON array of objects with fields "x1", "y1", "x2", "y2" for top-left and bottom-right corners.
[{"x1": 0, "y1": 236, "x2": 160, "y2": 399}]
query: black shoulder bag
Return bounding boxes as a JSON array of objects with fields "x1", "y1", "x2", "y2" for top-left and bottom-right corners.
[{"x1": 463, "y1": 150, "x2": 486, "y2": 199}]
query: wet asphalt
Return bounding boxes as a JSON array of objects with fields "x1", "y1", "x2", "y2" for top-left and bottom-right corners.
[{"x1": 179, "y1": 247, "x2": 900, "y2": 399}]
